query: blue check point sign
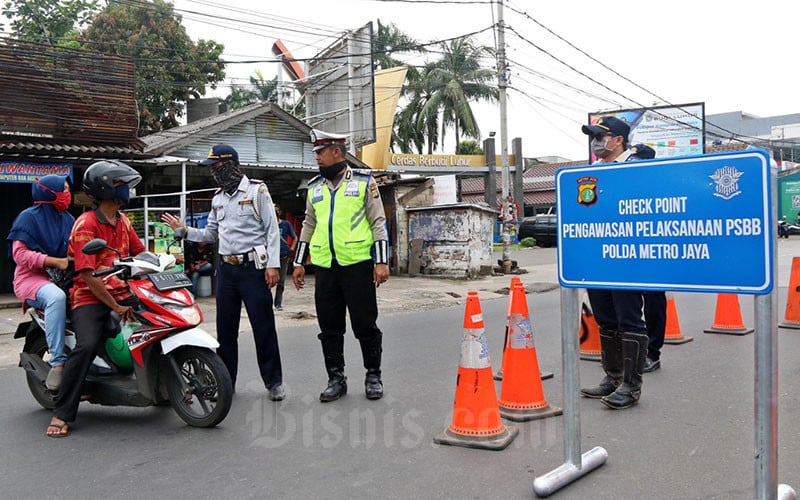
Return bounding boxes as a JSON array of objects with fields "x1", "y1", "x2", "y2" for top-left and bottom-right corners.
[{"x1": 556, "y1": 149, "x2": 773, "y2": 294}]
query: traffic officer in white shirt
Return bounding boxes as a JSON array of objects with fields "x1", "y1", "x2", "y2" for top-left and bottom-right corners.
[
  {"x1": 162, "y1": 144, "x2": 285, "y2": 401},
  {"x1": 292, "y1": 129, "x2": 389, "y2": 402}
]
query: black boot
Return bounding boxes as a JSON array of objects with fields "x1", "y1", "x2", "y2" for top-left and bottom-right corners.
[
  {"x1": 360, "y1": 334, "x2": 383, "y2": 400},
  {"x1": 581, "y1": 328, "x2": 623, "y2": 398},
  {"x1": 602, "y1": 331, "x2": 648, "y2": 409},
  {"x1": 319, "y1": 335, "x2": 347, "y2": 402}
]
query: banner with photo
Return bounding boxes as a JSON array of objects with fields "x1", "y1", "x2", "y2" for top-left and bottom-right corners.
[{"x1": 588, "y1": 103, "x2": 705, "y2": 163}]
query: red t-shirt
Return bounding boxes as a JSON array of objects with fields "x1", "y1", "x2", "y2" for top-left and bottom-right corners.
[{"x1": 69, "y1": 209, "x2": 146, "y2": 309}]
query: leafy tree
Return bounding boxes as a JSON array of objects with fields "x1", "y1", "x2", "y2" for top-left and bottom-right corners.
[
  {"x1": 457, "y1": 140, "x2": 483, "y2": 155},
  {"x1": 80, "y1": 0, "x2": 225, "y2": 135},
  {"x1": 1, "y1": 0, "x2": 98, "y2": 44},
  {"x1": 419, "y1": 37, "x2": 497, "y2": 153}
]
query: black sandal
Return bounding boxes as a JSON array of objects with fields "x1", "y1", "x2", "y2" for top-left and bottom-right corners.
[{"x1": 46, "y1": 421, "x2": 70, "y2": 438}]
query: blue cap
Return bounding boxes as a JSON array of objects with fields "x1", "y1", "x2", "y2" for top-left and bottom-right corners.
[
  {"x1": 582, "y1": 116, "x2": 630, "y2": 141},
  {"x1": 199, "y1": 144, "x2": 238, "y2": 166}
]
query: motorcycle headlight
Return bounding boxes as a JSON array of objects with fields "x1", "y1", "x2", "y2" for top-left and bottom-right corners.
[
  {"x1": 138, "y1": 288, "x2": 202, "y2": 326},
  {"x1": 164, "y1": 303, "x2": 202, "y2": 326}
]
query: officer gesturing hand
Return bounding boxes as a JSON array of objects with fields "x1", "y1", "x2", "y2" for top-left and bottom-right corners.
[{"x1": 160, "y1": 212, "x2": 186, "y2": 232}]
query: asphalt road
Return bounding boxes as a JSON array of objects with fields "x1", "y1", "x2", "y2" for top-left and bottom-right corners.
[{"x1": 2, "y1": 241, "x2": 800, "y2": 499}]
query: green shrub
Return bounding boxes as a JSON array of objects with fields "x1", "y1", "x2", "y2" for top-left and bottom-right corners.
[{"x1": 519, "y1": 237, "x2": 536, "y2": 248}]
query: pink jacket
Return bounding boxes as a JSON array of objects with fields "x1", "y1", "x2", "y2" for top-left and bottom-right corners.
[{"x1": 12, "y1": 240, "x2": 50, "y2": 313}]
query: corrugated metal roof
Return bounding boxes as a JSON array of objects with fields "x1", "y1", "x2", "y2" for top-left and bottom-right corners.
[
  {"x1": 140, "y1": 101, "x2": 367, "y2": 169},
  {"x1": 0, "y1": 139, "x2": 146, "y2": 158}
]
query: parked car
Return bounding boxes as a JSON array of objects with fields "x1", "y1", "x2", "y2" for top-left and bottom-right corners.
[{"x1": 518, "y1": 214, "x2": 557, "y2": 247}]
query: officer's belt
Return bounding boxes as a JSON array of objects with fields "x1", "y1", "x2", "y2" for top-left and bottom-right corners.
[{"x1": 221, "y1": 251, "x2": 256, "y2": 265}]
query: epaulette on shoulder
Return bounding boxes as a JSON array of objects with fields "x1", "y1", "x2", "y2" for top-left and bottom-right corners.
[
  {"x1": 249, "y1": 179, "x2": 264, "y2": 184},
  {"x1": 351, "y1": 169, "x2": 372, "y2": 179},
  {"x1": 307, "y1": 175, "x2": 324, "y2": 187}
]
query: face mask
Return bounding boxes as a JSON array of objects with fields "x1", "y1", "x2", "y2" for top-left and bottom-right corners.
[
  {"x1": 52, "y1": 191, "x2": 72, "y2": 212},
  {"x1": 319, "y1": 162, "x2": 345, "y2": 180},
  {"x1": 591, "y1": 137, "x2": 611, "y2": 155},
  {"x1": 34, "y1": 181, "x2": 71, "y2": 212},
  {"x1": 114, "y1": 184, "x2": 130, "y2": 205},
  {"x1": 210, "y1": 160, "x2": 243, "y2": 194}
]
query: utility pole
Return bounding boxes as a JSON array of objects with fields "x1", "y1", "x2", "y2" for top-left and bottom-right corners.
[{"x1": 496, "y1": 0, "x2": 514, "y2": 273}]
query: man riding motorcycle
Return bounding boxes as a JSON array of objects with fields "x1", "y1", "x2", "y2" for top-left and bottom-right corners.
[{"x1": 47, "y1": 160, "x2": 143, "y2": 438}]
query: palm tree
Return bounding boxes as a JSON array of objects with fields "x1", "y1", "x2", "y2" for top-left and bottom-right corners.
[
  {"x1": 418, "y1": 37, "x2": 498, "y2": 153},
  {"x1": 372, "y1": 20, "x2": 423, "y2": 75},
  {"x1": 225, "y1": 70, "x2": 278, "y2": 110},
  {"x1": 394, "y1": 60, "x2": 439, "y2": 154},
  {"x1": 372, "y1": 20, "x2": 428, "y2": 153}
]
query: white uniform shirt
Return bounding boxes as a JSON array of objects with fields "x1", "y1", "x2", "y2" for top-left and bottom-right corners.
[{"x1": 187, "y1": 175, "x2": 280, "y2": 268}]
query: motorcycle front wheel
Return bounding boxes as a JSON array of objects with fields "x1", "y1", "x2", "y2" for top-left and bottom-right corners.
[{"x1": 166, "y1": 347, "x2": 233, "y2": 428}]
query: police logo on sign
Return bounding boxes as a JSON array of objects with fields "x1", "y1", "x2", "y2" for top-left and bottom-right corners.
[{"x1": 577, "y1": 176, "x2": 598, "y2": 206}]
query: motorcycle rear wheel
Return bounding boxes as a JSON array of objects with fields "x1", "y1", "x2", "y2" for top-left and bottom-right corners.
[
  {"x1": 167, "y1": 347, "x2": 233, "y2": 428},
  {"x1": 24, "y1": 333, "x2": 56, "y2": 410}
]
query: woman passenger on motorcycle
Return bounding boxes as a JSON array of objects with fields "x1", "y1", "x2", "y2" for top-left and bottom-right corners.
[
  {"x1": 8, "y1": 174, "x2": 74, "y2": 392},
  {"x1": 46, "y1": 160, "x2": 143, "y2": 438}
]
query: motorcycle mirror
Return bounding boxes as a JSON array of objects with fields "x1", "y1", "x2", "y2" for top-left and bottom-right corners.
[
  {"x1": 82, "y1": 238, "x2": 123, "y2": 258},
  {"x1": 82, "y1": 238, "x2": 109, "y2": 255},
  {"x1": 173, "y1": 227, "x2": 187, "y2": 241}
]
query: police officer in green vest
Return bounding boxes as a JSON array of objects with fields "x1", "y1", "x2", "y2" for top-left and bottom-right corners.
[{"x1": 292, "y1": 129, "x2": 389, "y2": 402}]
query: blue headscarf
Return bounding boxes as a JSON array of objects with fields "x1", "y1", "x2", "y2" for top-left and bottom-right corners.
[{"x1": 8, "y1": 175, "x2": 75, "y2": 257}]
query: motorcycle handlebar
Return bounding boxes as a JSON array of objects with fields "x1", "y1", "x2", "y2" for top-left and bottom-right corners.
[{"x1": 92, "y1": 267, "x2": 121, "y2": 278}]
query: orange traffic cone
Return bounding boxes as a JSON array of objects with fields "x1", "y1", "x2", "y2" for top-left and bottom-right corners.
[
  {"x1": 495, "y1": 278, "x2": 553, "y2": 381},
  {"x1": 434, "y1": 291, "x2": 518, "y2": 450},
  {"x1": 494, "y1": 277, "x2": 521, "y2": 382},
  {"x1": 498, "y1": 282, "x2": 562, "y2": 422},
  {"x1": 663, "y1": 292, "x2": 693, "y2": 344},
  {"x1": 704, "y1": 293, "x2": 753, "y2": 335},
  {"x1": 779, "y1": 257, "x2": 800, "y2": 329},
  {"x1": 579, "y1": 301, "x2": 602, "y2": 361}
]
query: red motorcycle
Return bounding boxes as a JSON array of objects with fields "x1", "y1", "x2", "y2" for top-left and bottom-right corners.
[{"x1": 16, "y1": 233, "x2": 233, "y2": 428}]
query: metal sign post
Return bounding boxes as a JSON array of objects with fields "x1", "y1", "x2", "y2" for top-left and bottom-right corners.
[{"x1": 535, "y1": 150, "x2": 795, "y2": 498}]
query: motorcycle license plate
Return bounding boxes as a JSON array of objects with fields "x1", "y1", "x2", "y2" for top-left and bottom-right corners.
[{"x1": 148, "y1": 271, "x2": 192, "y2": 292}]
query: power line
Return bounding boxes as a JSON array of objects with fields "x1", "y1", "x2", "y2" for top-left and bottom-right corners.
[{"x1": 503, "y1": 1, "x2": 793, "y2": 150}]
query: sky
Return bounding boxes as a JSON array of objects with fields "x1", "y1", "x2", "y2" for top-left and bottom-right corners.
[{"x1": 171, "y1": 0, "x2": 800, "y2": 162}]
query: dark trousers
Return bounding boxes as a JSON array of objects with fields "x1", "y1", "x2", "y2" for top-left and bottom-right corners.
[
  {"x1": 54, "y1": 297, "x2": 139, "y2": 423},
  {"x1": 216, "y1": 261, "x2": 282, "y2": 388},
  {"x1": 644, "y1": 291, "x2": 667, "y2": 361},
  {"x1": 314, "y1": 260, "x2": 382, "y2": 344},
  {"x1": 587, "y1": 288, "x2": 646, "y2": 334},
  {"x1": 274, "y1": 254, "x2": 290, "y2": 307}
]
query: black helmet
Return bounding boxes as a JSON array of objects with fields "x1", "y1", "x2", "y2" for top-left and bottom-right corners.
[{"x1": 83, "y1": 160, "x2": 141, "y2": 200}]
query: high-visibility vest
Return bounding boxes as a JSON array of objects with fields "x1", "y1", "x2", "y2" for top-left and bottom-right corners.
[{"x1": 308, "y1": 172, "x2": 374, "y2": 267}]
